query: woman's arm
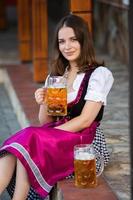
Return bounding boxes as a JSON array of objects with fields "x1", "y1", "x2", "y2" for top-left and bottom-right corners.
[
  {"x1": 55, "y1": 100, "x2": 102, "y2": 132},
  {"x1": 38, "y1": 104, "x2": 53, "y2": 125},
  {"x1": 55, "y1": 67, "x2": 114, "y2": 132}
]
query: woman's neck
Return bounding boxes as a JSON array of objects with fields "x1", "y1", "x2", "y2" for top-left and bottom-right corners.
[
  {"x1": 66, "y1": 65, "x2": 78, "y2": 92},
  {"x1": 69, "y1": 63, "x2": 79, "y2": 74}
]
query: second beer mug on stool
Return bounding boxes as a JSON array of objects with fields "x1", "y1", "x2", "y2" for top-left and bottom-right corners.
[
  {"x1": 46, "y1": 76, "x2": 67, "y2": 116},
  {"x1": 74, "y1": 144, "x2": 104, "y2": 188}
]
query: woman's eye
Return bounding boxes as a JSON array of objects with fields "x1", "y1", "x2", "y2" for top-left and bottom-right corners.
[
  {"x1": 58, "y1": 40, "x2": 64, "y2": 44},
  {"x1": 71, "y1": 38, "x2": 77, "y2": 41}
]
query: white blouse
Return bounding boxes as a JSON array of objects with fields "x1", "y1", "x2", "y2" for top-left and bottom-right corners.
[
  {"x1": 44, "y1": 66, "x2": 114, "y2": 106},
  {"x1": 67, "y1": 66, "x2": 114, "y2": 105}
]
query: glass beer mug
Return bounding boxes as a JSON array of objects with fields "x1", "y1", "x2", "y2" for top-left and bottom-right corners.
[
  {"x1": 74, "y1": 144, "x2": 104, "y2": 188},
  {"x1": 46, "y1": 76, "x2": 67, "y2": 116}
]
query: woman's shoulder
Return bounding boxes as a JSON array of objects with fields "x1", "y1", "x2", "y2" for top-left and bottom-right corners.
[
  {"x1": 93, "y1": 66, "x2": 113, "y2": 74},
  {"x1": 91, "y1": 66, "x2": 114, "y2": 81},
  {"x1": 84, "y1": 66, "x2": 114, "y2": 105}
]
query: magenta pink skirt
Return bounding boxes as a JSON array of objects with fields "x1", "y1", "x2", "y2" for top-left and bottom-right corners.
[{"x1": 0, "y1": 119, "x2": 98, "y2": 198}]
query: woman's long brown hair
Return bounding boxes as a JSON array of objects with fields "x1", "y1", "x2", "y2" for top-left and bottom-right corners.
[{"x1": 50, "y1": 14, "x2": 104, "y2": 76}]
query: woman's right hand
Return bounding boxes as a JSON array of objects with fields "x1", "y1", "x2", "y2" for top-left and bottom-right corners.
[{"x1": 34, "y1": 88, "x2": 47, "y2": 105}]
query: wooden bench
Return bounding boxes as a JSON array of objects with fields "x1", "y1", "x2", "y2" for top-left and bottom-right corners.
[{"x1": 49, "y1": 176, "x2": 118, "y2": 200}]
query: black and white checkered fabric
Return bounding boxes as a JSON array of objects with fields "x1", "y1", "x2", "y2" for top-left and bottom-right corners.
[
  {"x1": 93, "y1": 127, "x2": 110, "y2": 165},
  {"x1": 92, "y1": 127, "x2": 110, "y2": 172}
]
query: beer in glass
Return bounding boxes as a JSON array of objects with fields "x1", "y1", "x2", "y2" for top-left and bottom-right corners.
[
  {"x1": 46, "y1": 76, "x2": 67, "y2": 116},
  {"x1": 74, "y1": 144, "x2": 104, "y2": 188}
]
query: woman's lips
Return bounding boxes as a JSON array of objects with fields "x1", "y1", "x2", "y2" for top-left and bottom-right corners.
[{"x1": 64, "y1": 52, "x2": 75, "y2": 56}]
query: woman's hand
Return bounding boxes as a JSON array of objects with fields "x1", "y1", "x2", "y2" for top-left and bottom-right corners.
[
  {"x1": 35, "y1": 88, "x2": 54, "y2": 124},
  {"x1": 34, "y1": 88, "x2": 47, "y2": 105}
]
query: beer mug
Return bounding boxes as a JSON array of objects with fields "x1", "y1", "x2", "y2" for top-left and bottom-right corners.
[
  {"x1": 46, "y1": 76, "x2": 67, "y2": 116},
  {"x1": 74, "y1": 144, "x2": 104, "y2": 188}
]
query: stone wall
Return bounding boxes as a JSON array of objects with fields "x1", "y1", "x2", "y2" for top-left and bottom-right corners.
[{"x1": 93, "y1": 2, "x2": 129, "y2": 64}]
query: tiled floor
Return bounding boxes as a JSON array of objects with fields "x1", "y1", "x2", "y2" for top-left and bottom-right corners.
[
  {"x1": 0, "y1": 84, "x2": 20, "y2": 145},
  {"x1": 0, "y1": 84, "x2": 20, "y2": 200},
  {"x1": 4, "y1": 64, "x2": 41, "y2": 126}
]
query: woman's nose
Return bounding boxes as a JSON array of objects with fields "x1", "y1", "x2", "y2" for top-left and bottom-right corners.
[{"x1": 65, "y1": 41, "x2": 71, "y2": 49}]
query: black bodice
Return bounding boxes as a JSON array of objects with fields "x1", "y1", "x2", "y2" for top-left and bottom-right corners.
[{"x1": 67, "y1": 69, "x2": 104, "y2": 122}]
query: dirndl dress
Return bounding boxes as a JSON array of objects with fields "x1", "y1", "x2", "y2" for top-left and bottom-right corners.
[
  {"x1": 0, "y1": 119, "x2": 98, "y2": 199},
  {"x1": 0, "y1": 69, "x2": 110, "y2": 199},
  {"x1": 0, "y1": 124, "x2": 110, "y2": 200}
]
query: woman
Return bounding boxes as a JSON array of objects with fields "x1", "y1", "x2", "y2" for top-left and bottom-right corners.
[{"x1": 0, "y1": 14, "x2": 114, "y2": 200}]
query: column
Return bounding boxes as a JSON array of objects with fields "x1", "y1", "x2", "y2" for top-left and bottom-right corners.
[
  {"x1": 32, "y1": 0, "x2": 48, "y2": 82},
  {"x1": 17, "y1": 0, "x2": 32, "y2": 62},
  {"x1": 70, "y1": 0, "x2": 93, "y2": 32}
]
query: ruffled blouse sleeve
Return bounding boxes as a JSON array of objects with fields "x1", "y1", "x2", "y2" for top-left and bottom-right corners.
[{"x1": 84, "y1": 66, "x2": 114, "y2": 105}]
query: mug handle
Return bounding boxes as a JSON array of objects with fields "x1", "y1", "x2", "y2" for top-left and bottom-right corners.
[{"x1": 95, "y1": 153, "x2": 104, "y2": 177}]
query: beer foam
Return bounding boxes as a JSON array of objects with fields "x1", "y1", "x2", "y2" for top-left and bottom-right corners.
[
  {"x1": 52, "y1": 83, "x2": 66, "y2": 88},
  {"x1": 75, "y1": 152, "x2": 95, "y2": 160}
]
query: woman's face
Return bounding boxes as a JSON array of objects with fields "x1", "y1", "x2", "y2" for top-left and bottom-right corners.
[{"x1": 58, "y1": 26, "x2": 81, "y2": 65}]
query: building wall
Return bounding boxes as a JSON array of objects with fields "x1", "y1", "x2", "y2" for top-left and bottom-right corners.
[{"x1": 93, "y1": 2, "x2": 129, "y2": 64}]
